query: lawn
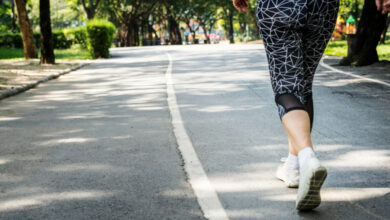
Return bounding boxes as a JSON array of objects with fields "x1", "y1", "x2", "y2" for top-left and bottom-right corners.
[
  {"x1": 325, "y1": 40, "x2": 390, "y2": 61},
  {"x1": 0, "y1": 47, "x2": 92, "y2": 60}
]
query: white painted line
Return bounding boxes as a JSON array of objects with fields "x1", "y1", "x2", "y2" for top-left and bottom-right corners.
[
  {"x1": 165, "y1": 53, "x2": 229, "y2": 220},
  {"x1": 320, "y1": 57, "x2": 390, "y2": 88}
]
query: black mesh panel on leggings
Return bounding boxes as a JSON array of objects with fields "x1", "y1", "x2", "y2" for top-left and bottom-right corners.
[{"x1": 275, "y1": 93, "x2": 306, "y2": 115}]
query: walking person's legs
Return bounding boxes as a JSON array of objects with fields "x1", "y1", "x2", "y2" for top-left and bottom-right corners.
[{"x1": 257, "y1": 0, "x2": 339, "y2": 210}]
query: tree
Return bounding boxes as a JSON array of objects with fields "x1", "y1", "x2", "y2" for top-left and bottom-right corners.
[
  {"x1": 192, "y1": 0, "x2": 218, "y2": 44},
  {"x1": 380, "y1": 16, "x2": 389, "y2": 44},
  {"x1": 81, "y1": 0, "x2": 101, "y2": 20},
  {"x1": 101, "y1": 0, "x2": 158, "y2": 47},
  {"x1": 163, "y1": 0, "x2": 185, "y2": 45},
  {"x1": 14, "y1": 0, "x2": 37, "y2": 59},
  {"x1": 217, "y1": 0, "x2": 235, "y2": 43},
  {"x1": 339, "y1": 0, "x2": 388, "y2": 66},
  {"x1": 40, "y1": 0, "x2": 55, "y2": 64}
]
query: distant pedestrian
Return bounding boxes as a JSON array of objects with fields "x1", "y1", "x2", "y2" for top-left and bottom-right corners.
[{"x1": 233, "y1": 0, "x2": 339, "y2": 210}]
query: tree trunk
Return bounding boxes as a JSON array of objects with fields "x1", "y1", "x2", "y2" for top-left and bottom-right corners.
[
  {"x1": 380, "y1": 15, "x2": 389, "y2": 44},
  {"x1": 120, "y1": 23, "x2": 128, "y2": 47},
  {"x1": 339, "y1": 0, "x2": 387, "y2": 66},
  {"x1": 168, "y1": 16, "x2": 182, "y2": 45},
  {"x1": 134, "y1": 23, "x2": 139, "y2": 46},
  {"x1": 148, "y1": 24, "x2": 154, "y2": 41},
  {"x1": 40, "y1": 0, "x2": 55, "y2": 64},
  {"x1": 85, "y1": 8, "x2": 96, "y2": 20},
  {"x1": 201, "y1": 23, "x2": 211, "y2": 44},
  {"x1": 81, "y1": 0, "x2": 100, "y2": 20},
  {"x1": 185, "y1": 20, "x2": 197, "y2": 44},
  {"x1": 228, "y1": 9, "x2": 234, "y2": 44},
  {"x1": 239, "y1": 21, "x2": 246, "y2": 34},
  {"x1": 249, "y1": 9, "x2": 260, "y2": 38},
  {"x1": 11, "y1": 0, "x2": 17, "y2": 32},
  {"x1": 14, "y1": 0, "x2": 37, "y2": 59},
  {"x1": 126, "y1": 22, "x2": 134, "y2": 46}
]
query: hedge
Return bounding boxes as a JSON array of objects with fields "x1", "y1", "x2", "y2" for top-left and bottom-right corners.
[
  {"x1": 0, "y1": 33, "x2": 23, "y2": 48},
  {"x1": 52, "y1": 30, "x2": 72, "y2": 49},
  {"x1": 0, "y1": 28, "x2": 80, "y2": 49},
  {"x1": 86, "y1": 19, "x2": 115, "y2": 59},
  {"x1": 1, "y1": 24, "x2": 115, "y2": 59},
  {"x1": 64, "y1": 27, "x2": 87, "y2": 49}
]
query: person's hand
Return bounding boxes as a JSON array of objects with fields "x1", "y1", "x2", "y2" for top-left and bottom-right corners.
[
  {"x1": 376, "y1": 0, "x2": 390, "y2": 14},
  {"x1": 233, "y1": 0, "x2": 250, "y2": 11}
]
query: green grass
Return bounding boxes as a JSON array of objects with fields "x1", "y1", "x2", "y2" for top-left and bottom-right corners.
[
  {"x1": 325, "y1": 40, "x2": 390, "y2": 61},
  {"x1": 0, "y1": 46, "x2": 92, "y2": 60},
  {"x1": 54, "y1": 47, "x2": 92, "y2": 59},
  {"x1": 0, "y1": 48, "x2": 25, "y2": 60}
]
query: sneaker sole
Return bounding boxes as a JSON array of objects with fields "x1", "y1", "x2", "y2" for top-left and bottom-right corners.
[{"x1": 296, "y1": 167, "x2": 327, "y2": 211}]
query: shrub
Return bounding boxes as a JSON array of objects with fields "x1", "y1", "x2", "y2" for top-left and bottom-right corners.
[
  {"x1": 33, "y1": 32, "x2": 41, "y2": 47},
  {"x1": 86, "y1": 19, "x2": 115, "y2": 58},
  {"x1": 0, "y1": 28, "x2": 91, "y2": 50},
  {"x1": 0, "y1": 33, "x2": 23, "y2": 48},
  {"x1": 52, "y1": 30, "x2": 72, "y2": 49},
  {"x1": 64, "y1": 27, "x2": 87, "y2": 49}
]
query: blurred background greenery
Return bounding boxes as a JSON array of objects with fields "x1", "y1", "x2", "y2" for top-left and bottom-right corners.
[{"x1": 0, "y1": 0, "x2": 389, "y2": 63}]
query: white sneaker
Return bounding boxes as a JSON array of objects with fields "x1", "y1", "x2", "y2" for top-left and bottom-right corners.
[
  {"x1": 276, "y1": 164, "x2": 299, "y2": 188},
  {"x1": 296, "y1": 155, "x2": 327, "y2": 211}
]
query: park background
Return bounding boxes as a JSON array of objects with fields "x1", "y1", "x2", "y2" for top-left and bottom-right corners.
[{"x1": 0, "y1": 0, "x2": 389, "y2": 64}]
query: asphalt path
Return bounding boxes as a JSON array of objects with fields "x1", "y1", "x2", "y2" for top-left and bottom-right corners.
[{"x1": 0, "y1": 44, "x2": 389, "y2": 219}]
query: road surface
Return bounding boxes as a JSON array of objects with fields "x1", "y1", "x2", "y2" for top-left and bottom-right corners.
[{"x1": 0, "y1": 44, "x2": 389, "y2": 219}]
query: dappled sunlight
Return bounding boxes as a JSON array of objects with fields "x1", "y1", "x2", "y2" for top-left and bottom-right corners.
[
  {"x1": 0, "y1": 190, "x2": 116, "y2": 212},
  {"x1": 36, "y1": 137, "x2": 96, "y2": 146},
  {"x1": 0, "y1": 174, "x2": 24, "y2": 183},
  {"x1": 227, "y1": 209, "x2": 265, "y2": 218},
  {"x1": 47, "y1": 163, "x2": 127, "y2": 173},
  {"x1": 323, "y1": 149, "x2": 390, "y2": 168},
  {"x1": 40, "y1": 129, "x2": 84, "y2": 138},
  {"x1": 0, "y1": 117, "x2": 21, "y2": 121},
  {"x1": 264, "y1": 187, "x2": 390, "y2": 202},
  {"x1": 0, "y1": 158, "x2": 11, "y2": 165},
  {"x1": 212, "y1": 179, "x2": 282, "y2": 192},
  {"x1": 59, "y1": 111, "x2": 107, "y2": 120},
  {"x1": 317, "y1": 75, "x2": 366, "y2": 87},
  {"x1": 314, "y1": 144, "x2": 349, "y2": 152},
  {"x1": 197, "y1": 105, "x2": 234, "y2": 112}
]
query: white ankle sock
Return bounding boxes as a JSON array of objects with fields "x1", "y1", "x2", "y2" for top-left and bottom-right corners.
[
  {"x1": 285, "y1": 153, "x2": 299, "y2": 170},
  {"x1": 298, "y1": 147, "x2": 315, "y2": 171}
]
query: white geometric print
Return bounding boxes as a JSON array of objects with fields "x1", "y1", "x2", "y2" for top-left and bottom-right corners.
[{"x1": 256, "y1": 0, "x2": 339, "y2": 121}]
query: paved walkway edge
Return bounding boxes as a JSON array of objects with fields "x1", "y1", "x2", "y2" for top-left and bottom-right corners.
[
  {"x1": 165, "y1": 52, "x2": 229, "y2": 220},
  {"x1": 0, "y1": 62, "x2": 90, "y2": 101},
  {"x1": 320, "y1": 56, "x2": 390, "y2": 88}
]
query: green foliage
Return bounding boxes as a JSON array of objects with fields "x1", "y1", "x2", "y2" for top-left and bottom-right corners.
[
  {"x1": 0, "y1": 47, "x2": 91, "y2": 60},
  {"x1": 86, "y1": 19, "x2": 115, "y2": 58},
  {"x1": 52, "y1": 30, "x2": 72, "y2": 49},
  {"x1": 0, "y1": 28, "x2": 83, "y2": 49},
  {"x1": 0, "y1": 33, "x2": 23, "y2": 48},
  {"x1": 0, "y1": 48, "x2": 24, "y2": 59},
  {"x1": 0, "y1": 0, "x2": 17, "y2": 33},
  {"x1": 64, "y1": 27, "x2": 87, "y2": 48},
  {"x1": 54, "y1": 45, "x2": 92, "y2": 59},
  {"x1": 339, "y1": 0, "x2": 364, "y2": 20},
  {"x1": 325, "y1": 40, "x2": 390, "y2": 61},
  {"x1": 27, "y1": 0, "x2": 84, "y2": 29}
]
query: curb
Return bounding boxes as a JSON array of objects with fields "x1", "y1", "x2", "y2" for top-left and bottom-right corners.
[{"x1": 0, "y1": 62, "x2": 89, "y2": 101}]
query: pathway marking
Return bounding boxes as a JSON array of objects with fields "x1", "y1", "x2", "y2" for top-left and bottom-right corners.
[
  {"x1": 165, "y1": 53, "x2": 229, "y2": 220},
  {"x1": 320, "y1": 57, "x2": 390, "y2": 88}
]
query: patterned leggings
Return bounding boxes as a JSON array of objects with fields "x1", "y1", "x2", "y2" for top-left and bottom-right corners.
[{"x1": 256, "y1": 0, "x2": 339, "y2": 129}]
